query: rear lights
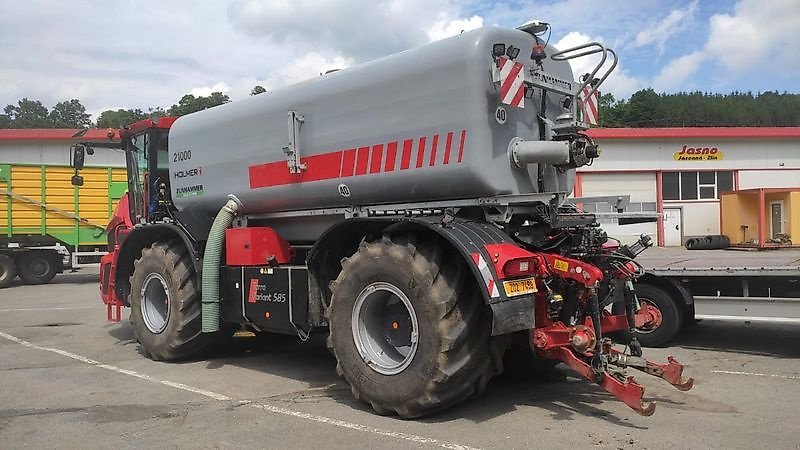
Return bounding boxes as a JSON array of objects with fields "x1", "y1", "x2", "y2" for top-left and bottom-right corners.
[{"x1": 502, "y1": 257, "x2": 537, "y2": 278}]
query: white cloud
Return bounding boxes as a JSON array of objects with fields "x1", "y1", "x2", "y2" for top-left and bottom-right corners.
[
  {"x1": 652, "y1": 0, "x2": 800, "y2": 93},
  {"x1": 555, "y1": 32, "x2": 645, "y2": 99},
  {"x1": 226, "y1": 0, "x2": 468, "y2": 61},
  {"x1": 271, "y1": 53, "x2": 355, "y2": 87},
  {"x1": 633, "y1": 0, "x2": 698, "y2": 53},
  {"x1": 652, "y1": 51, "x2": 705, "y2": 91},
  {"x1": 189, "y1": 82, "x2": 232, "y2": 97},
  {"x1": 704, "y1": 0, "x2": 800, "y2": 73},
  {"x1": 427, "y1": 15, "x2": 484, "y2": 42}
]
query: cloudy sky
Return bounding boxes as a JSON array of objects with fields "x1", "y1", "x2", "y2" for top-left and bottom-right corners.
[{"x1": 1, "y1": 0, "x2": 798, "y2": 120}]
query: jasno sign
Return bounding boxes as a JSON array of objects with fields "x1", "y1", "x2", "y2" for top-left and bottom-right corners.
[{"x1": 673, "y1": 145, "x2": 724, "y2": 161}]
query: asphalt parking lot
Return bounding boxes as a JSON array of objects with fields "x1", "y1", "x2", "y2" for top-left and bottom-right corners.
[{"x1": 1, "y1": 269, "x2": 799, "y2": 449}]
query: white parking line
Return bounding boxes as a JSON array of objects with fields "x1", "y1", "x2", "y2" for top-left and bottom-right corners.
[
  {"x1": 0, "y1": 306, "x2": 97, "y2": 312},
  {"x1": 711, "y1": 370, "x2": 800, "y2": 381},
  {"x1": 0, "y1": 330, "x2": 478, "y2": 450}
]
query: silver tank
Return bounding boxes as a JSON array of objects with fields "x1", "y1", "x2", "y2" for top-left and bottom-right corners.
[{"x1": 169, "y1": 25, "x2": 577, "y2": 240}]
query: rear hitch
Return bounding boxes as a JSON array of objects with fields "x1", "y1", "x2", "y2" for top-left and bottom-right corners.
[{"x1": 537, "y1": 328, "x2": 694, "y2": 416}]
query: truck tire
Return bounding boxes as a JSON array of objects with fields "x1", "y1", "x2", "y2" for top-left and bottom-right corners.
[
  {"x1": 17, "y1": 251, "x2": 58, "y2": 285},
  {"x1": 632, "y1": 284, "x2": 683, "y2": 347},
  {"x1": 129, "y1": 241, "x2": 221, "y2": 361},
  {"x1": 0, "y1": 254, "x2": 17, "y2": 288},
  {"x1": 327, "y1": 235, "x2": 495, "y2": 418}
]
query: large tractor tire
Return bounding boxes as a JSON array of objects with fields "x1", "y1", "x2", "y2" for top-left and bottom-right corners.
[
  {"x1": 631, "y1": 283, "x2": 683, "y2": 347},
  {"x1": 0, "y1": 254, "x2": 17, "y2": 288},
  {"x1": 129, "y1": 241, "x2": 224, "y2": 361},
  {"x1": 18, "y1": 251, "x2": 58, "y2": 285},
  {"x1": 327, "y1": 235, "x2": 497, "y2": 418}
]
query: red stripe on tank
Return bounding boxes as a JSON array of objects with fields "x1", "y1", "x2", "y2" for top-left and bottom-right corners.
[
  {"x1": 400, "y1": 139, "x2": 413, "y2": 170},
  {"x1": 248, "y1": 129, "x2": 467, "y2": 188},
  {"x1": 355, "y1": 146, "x2": 370, "y2": 175},
  {"x1": 249, "y1": 150, "x2": 342, "y2": 188},
  {"x1": 443, "y1": 131, "x2": 454, "y2": 165},
  {"x1": 457, "y1": 130, "x2": 466, "y2": 163},
  {"x1": 428, "y1": 134, "x2": 439, "y2": 166},
  {"x1": 340, "y1": 148, "x2": 356, "y2": 177},
  {"x1": 415, "y1": 136, "x2": 427, "y2": 168},
  {"x1": 369, "y1": 144, "x2": 383, "y2": 174},
  {"x1": 385, "y1": 141, "x2": 398, "y2": 172}
]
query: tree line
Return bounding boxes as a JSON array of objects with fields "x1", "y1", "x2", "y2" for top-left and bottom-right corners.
[
  {"x1": 598, "y1": 90, "x2": 800, "y2": 127},
  {"x1": 2, "y1": 86, "x2": 798, "y2": 129},
  {"x1": 0, "y1": 85, "x2": 268, "y2": 129}
]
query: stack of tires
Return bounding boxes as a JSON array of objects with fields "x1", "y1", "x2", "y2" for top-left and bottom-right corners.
[{"x1": 685, "y1": 235, "x2": 730, "y2": 250}]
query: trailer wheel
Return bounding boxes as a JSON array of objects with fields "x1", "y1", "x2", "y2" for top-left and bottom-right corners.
[
  {"x1": 632, "y1": 284, "x2": 683, "y2": 347},
  {"x1": 0, "y1": 254, "x2": 17, "y2": 288},
  {"x1": 17, "y1": 251, "x2": 58, "y2": 285},
  {"x1": 129, "y1": 241, "x2": 222, "y2": 361},
  {"x1": 327, "y1": 235, "x2": 495, "y2": 418}
]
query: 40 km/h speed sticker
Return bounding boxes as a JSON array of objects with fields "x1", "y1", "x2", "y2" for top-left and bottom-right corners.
[{"x1": 495, "y1": 106, "x2": 507, "y2": 125}]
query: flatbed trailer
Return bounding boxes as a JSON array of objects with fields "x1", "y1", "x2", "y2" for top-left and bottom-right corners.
[{"x1": 630, "y1": 247, "x2": 800, "y2": 346}]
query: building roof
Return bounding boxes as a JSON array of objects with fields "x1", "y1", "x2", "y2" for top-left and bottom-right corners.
[
  {"x1": 0, "y1": 128, "x2": 119, "y2": 141},
  {"x1": 586, "y1": 127, "x2": 800, "y2": 140}
]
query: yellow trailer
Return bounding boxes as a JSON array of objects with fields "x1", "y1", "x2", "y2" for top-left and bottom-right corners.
[{"x1": 0, "y1": 163, "x2": 128, "y2": 287}]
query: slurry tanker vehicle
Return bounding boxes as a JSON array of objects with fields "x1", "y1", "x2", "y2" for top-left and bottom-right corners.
[{"x1": 73, "y1": 22, "x2": 693, "y2": 417}]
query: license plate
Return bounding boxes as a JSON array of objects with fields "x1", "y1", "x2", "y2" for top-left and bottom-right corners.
[{"x1": 503, "y1": 278, "x2": 537, "y2": 297}]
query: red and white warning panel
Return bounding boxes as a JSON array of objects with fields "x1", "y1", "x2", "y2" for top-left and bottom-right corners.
[
  {"x1": 494, "y1": 56, "x2": 526, "y2": 108},
  {"x1": 579, "y1": 86, "x2": 599, "y2": 125}
]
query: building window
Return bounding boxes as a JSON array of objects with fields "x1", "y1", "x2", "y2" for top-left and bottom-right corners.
[{"x1": 663, "y1": 171, "x2": 734, "y2": 201}]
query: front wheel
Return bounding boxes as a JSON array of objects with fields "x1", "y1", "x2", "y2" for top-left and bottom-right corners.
[
  {"x1": 327, "y1": 235, "x2": 496, "y2": 418},
  {"x1": 129, "y1": 241, "x2": 227, "y2": 361}
]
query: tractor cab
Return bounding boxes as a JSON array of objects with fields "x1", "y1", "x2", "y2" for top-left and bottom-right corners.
[
  {"x1": 119, "y1": 117, "x2": 177, "y2": 224},
  {"x1": 71, "y1": 117, "x2": 177, "y2": 225}
]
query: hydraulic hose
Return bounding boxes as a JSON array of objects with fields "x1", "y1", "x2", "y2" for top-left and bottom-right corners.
[{"x1": 201, "y1": 194, "x2": 243, "y2": 333}]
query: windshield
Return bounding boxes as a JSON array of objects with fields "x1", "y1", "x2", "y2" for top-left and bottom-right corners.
[{"x1": 126, "y1": 132, "x2": 149, "y2": 223}]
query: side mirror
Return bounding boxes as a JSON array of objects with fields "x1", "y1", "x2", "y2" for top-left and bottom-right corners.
[
  {"x1": 71, "y1": 145, "x2": 86, "y2": 170},
  {"x1": 71, "y1": 175, "x2": 84, "y2": 186}
]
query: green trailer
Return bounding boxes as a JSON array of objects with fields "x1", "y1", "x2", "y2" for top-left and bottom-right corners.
[{"x1": 0, "y1": 163, "x2": 128, "y2": 287}]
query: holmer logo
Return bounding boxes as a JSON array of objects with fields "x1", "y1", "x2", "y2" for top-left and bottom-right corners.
[
  {"x1": 174, "y1": 167, "x2": 203, "y2": 178},
  {"x1": 673, "y1": 145, "x2": 725, "y2": 161}
]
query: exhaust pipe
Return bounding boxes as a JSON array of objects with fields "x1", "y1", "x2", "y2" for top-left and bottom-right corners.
[{"x1": 509, "y1": 137, "x2": 570, "y2": 168}]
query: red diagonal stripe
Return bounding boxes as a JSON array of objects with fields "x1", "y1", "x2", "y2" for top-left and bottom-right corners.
[
  {"x1": 443, "y1": 131, "x2": 453, "y2": 164},
  {"x1": 385, "y1": 141, "x2": 397, "y2": 172},
  {"x1": 415, "y1": 136, "x2": 427, "y2": 168},
  {"x1": 511, "y1": 84, "x2": 525, "y2": 107},
  {"x1": 400, "y1": 139, "x2": 413, "y2": 170},
  {"x1": 369, "y1": 144, "x2": 383, "y2": 173},
  {"x1": 457, "y1": 130, "x2": 466, "y2": 163},
  {"x1": 429, "y1": 134, "x2": 439, "y2": 166}
]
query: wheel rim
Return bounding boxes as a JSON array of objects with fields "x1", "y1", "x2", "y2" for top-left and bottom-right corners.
[
  {"x1": 636, "y1": 299, "x2": 663, "y2": 333},
  {"x1": 28, "y1": 258, "x2": 50, "y2": 277},
  {"x1": 141, "y1": 273, "x2": 171, "y2": 334},
  {"x1": 351, "y1": 282, "x2": 419, "y2": 375}
]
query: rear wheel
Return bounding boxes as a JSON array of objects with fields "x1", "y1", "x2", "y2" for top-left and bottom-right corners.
[
  {"x1": 0, "y1": 254, "x2": 17, "y2": 288},
  {"x1": 129, "y1": 241, "x2": 227, "y2": 361},
  {"x1": 327, "y1": 235, "x2": 496, "y2": 418},
  {"x1": 18, "y1": 251, "x2": 58, "y2": 285}
]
